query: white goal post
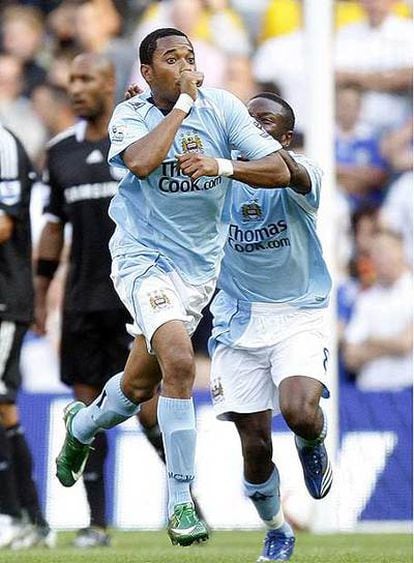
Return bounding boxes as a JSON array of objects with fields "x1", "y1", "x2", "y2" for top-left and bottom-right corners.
[{"x1": 303, "y1": 0, "x2": 339, "y2": 532}]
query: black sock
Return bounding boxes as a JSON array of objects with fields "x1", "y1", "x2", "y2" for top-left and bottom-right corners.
[
  {"x1": 141, "y1": 423, "x2": 166, "y2": 463},
  {"x1": 83, "y1": 431, "x2": 108, "y2": 529},
  {"x1": 0, "y1": 424, "x2": 21, "y2": 519},
  {"x1": 7, "y1": 424, "x2": 48, "y2": 528}
]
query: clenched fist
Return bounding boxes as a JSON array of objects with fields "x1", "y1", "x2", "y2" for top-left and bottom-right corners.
[
  {"x1": 177, "y1": 153, "x2": 219, "y2": 180},
  {"x1": 179, "y1": 70, "x2": 204, "y2": 101}
]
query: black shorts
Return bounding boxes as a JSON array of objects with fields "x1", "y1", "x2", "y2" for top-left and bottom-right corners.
[
  {"x1": 61, "y1": 309, "x2": 132, "y2": 389},
  {"x1": 0, "y1": 320, "x2": 28, "y2": 404}
]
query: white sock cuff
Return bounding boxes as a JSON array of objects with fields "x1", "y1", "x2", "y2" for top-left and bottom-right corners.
[
  {"x1": 263, "y1": 507, "x2": 285, "y2": 530},
  {"x1": 158, "y1": 396, "x2": 194, "y2": 412}
]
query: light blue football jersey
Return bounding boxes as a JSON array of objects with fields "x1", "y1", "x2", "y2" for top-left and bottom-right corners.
[
  {"x1": 210, "y1": 152, "x2": 332, "y2": 341},
  {"x1": 107, "y1": 87, "x2": 281, "y2": 285}
]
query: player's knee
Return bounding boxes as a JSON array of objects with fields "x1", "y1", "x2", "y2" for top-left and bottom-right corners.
[
  {"x1": 161, "y1": 349, "x2": 195, "y2": 388},
  {"x1": 281, "y1": 397, "x2": 318, "y2": 433}
]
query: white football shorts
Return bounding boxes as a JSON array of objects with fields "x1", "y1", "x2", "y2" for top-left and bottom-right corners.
[
  {"x1": 111, "y1": 253, "x2": 215, "y2": 353},
  {"x1": 210, "y1": 308, "x2": 330, "y2": 419}
]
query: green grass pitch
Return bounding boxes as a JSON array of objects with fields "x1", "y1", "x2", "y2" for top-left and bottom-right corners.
[{"x1": 0, "y1": 531, "x2": 411, "y2": 562}]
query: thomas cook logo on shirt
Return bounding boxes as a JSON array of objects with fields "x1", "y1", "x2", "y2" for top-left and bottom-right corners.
[
  {"x1": 241, "y1": 200, "x2": 263, "y2": 222},
  {"x1": 149, "y1": 291, "x2": 172, "y2": 311},
  {"x1": 180, "y1": 132, "x2": 204, "y2": 154},
  {"x1": 111, "y1": 124, "x2": 126, "y2": 143}
]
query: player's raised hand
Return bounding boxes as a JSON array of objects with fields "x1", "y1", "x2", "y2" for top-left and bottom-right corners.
[
  {"x1": 124, "y1": 83, "x2": 143, "y2": 100},
  {"x1": 177, "y1": 153, "x2": 219, "y2": 180},
  {"x1": 179, "y1": 70, "x2": 204, "y2": 101}
]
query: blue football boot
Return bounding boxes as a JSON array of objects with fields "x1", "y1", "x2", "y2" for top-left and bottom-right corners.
[
  {"x1": 295, "y1": 436, "x2": 333, "y2": 499},
  {"x1": 257, "y1": 526, "x2": 295, "y2": 561}
]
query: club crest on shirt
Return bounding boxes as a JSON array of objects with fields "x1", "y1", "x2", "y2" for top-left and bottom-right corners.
[
  {"x1": 241, "y1": 200, "x2": 263, "y2": 222},
  {"x1": 148, "y1": 291, "x2": 172, "y2": 311},
  {"x1": 210, "y1": 378, "x2": 224, "y2": 403},
  {"x1": 180, "y1": 132, "x2": 204, "y2": 154},
  {"x1": 111, "y1": 124, "x2": 126, "y2": 143}
]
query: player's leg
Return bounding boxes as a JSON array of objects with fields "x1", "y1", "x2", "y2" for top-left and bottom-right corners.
[
  {"x1": 210, "y1": 343, "x2": 294, "y2": 561},
  {"x1": 275, "y1": 310, "x2": 332, "y2": 500},
  {"x1": 138, "y1": 391, "x2": 207, "y2": 527},
  {"x1": 279, "y1": 376, "x2": 332, "y2": 499},
  {"x1": 0, "y1": 414, "x2": 23, "y2": 548},
  {"x1": 232, "y1": 412, "x2": 295, "y2": 562},
  {"x1": 58, "y1": 311, "x2": 110, "y2": 545},
  {"x1": 0, "y1": 321, "x2": 54, "y2": 549},
  {"x1": 56, "y1": 334, "x2": 160, "y2": 487},
  {"x1": 72, "y1": 382, "x2": 109, "y2": 548},
  {"x1": 0, "y1": 319, "x2": 25, "y2": 549},
  {"x1": 151, "y1": 321, "x2": 208, "y2": 546}
]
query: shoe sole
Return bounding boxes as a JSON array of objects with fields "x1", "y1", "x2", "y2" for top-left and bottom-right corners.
[{"x1": 169, "y1": 530, "x2": 209, "y2": 547}]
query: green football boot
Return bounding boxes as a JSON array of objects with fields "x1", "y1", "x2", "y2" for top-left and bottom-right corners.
[
  {"x1": 55, "y1": 401, "x2": 93, "y2": 487},
  {"x1": 167, "y1": 502, "x2": 209, "y2": 547}
]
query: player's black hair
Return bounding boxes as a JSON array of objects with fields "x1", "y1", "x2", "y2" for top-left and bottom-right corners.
[
  {"x1": 251, "y1": 92, "x2": 296, "y2": 131},
  {"x1": 139, "y1": 28, "x2": 192, "y2": 65}
]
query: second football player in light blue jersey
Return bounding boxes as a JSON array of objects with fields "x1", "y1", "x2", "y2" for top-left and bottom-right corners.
[
  {"x1": 209, "y1": 93, "x2": 333, "y2": 562},
  {"x1": 54, "y1": 29, "x2": 294, "y2": 549}
]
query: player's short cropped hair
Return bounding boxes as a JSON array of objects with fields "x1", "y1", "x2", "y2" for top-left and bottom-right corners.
[
  {"x1": 139, "y1": 28, "x2": 191, "y2": 65},
  {"x1": 252, "y1": 92, "x2": 296, "y2": 131}
]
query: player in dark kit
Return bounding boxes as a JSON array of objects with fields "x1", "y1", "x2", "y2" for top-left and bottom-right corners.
[
  {"x1": 34, "y1": 53, "x2": 163, "y2": 548},
  {"x1": 0, "y1": 125, "x2": 55, "y2": 549}
]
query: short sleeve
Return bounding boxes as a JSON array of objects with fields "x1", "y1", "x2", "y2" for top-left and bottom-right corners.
[
  {"x1": 286, "y1": 153, "x2": 323, "y2": 211},
  {"x1": 0, "y1": 129, "x2": 34, "y2": 219},
  {"x1": 108, "y1": 101, "x2": 150, "y2": 168},
  {"x1": 222, "y1": 92, "x2": 282, "y2": 160}
]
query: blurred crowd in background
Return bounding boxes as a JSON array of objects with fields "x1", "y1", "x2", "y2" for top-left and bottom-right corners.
[{"x1": 1, "y1": 0, "x2": 412, "y2": 393}]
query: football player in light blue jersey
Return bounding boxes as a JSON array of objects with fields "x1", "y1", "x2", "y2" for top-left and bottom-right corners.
[
  {"x1": 209, "y1": 93, "x2": 333, "y2": 562},
  {"x1": 55, "y1": 28, "x2": 293, "y2": 548}
]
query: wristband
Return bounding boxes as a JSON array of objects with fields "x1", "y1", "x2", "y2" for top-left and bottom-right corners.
[
  {"x1": 215, "y1": 158, "x2": 234, "y2": 177},
  {"x1": 174, "y1": 93, "x2": 194, "y2": 115},
  {"x1": 36, "y1": 258, "x2": 59, "y2": 279}
]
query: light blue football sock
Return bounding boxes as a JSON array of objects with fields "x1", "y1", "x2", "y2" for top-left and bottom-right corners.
[
  {"x1": 244, "y1": 465, "x2": 292, "y2": 532},
  {"x1": 157, "y1": 396, "x2": 196, "y2": 516},
  {"x1": 71, "y1": 373, "x2": 140, "y2": 444},
  {"x1": 296, "y1": 407, "x2": 327, "y2": 449}
]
